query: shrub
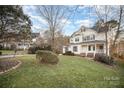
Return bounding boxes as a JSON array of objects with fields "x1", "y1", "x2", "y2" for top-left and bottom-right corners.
[
  {"x1": 118, "y1": 53, "x2": 124, "y2": 59},
  {"x1": 87, "y1": 53, "x2": 94, "y2": 57},
  {"x1": 113, "y1": 53, "x2": 118, "y2": 57},
  {"x1": 28, "y1": 47, "x2": 37, "y2": 54},
  {"x1": 0, "y1": 51, "x2": 2, "y2": 55},
  {"x1": 94, "y1": 53, "x2": 114, "y2": 65},
  {"x1": 36, "y1": 50, "x2": 59, "y2": 64},
  {"x1": 63, "y1": 51, "x2": 74, "y2": 56},
  {"x1": 28, "y1": 45, "x2": 52, "y2": 54}
]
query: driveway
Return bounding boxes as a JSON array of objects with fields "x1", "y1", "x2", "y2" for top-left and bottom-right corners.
[{"x1": 0, "y1": 55, "x2": 24, "y2": 59}]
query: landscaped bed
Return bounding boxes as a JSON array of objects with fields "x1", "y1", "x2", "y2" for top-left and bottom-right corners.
[
  {"x1": 0, "y1": 58, "x2": 21, "y2": 74},
  {"x1": 0, "y1": 55, "x2": 123, "y2": 88}
]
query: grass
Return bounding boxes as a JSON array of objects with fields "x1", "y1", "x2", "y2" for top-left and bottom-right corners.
[
  {"x1": 0, "y1": 50, "x2": 27, "y2": 55},
  {"x1": 0, "y1": 50, "x2": 14, "y2": 55},
  {"x1": 0, "y1": 55, "x2": 123, "y2": 88}
]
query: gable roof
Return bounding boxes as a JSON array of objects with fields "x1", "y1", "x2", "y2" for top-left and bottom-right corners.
[{"x1": 71, "y1": 26, "x2": 97, "y2": 37}]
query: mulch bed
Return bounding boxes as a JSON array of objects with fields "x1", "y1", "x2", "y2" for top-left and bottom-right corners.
[{"x1": 0, "y1": 61, "x2": 20, "y2": 72}]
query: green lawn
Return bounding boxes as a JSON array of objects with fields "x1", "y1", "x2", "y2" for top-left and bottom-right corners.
[
  {"x1": 0, "y1": 50, "x2": 27, "y2": 55},
  {"x1": 0, "y1": 50, "x2": 14, "y2": 55},
  {"x1": 0, "y1": 55, "x2": 123, "y2": 88}
]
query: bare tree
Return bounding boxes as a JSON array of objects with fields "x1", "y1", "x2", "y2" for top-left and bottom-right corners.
[
  {"x1": 113, "y1": 6, "x2": 124, "y2": 46},
  {"x1": 36, "y1": 5, "x2": 78, "y2": 52},
  {"x1": 94, "y1": 5, "x2": 112, "y2": 56},
  {"x1": 94, "y1": 5, "x2": 124, "y2": 56}
]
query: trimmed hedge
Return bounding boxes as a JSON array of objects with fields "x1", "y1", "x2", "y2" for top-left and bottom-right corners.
[
  {"x1": 63, "y1": 51, "x2": 74, "y2": 56},
  {"x1": 94, "y1": 53, "x2": 114, "y2": 65},
  {"x1": 36, "y1": 50, "x2": 59, "y2": 64}
]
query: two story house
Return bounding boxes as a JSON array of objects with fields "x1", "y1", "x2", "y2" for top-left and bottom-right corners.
[{"x1": 63, "y1": 26, "x2": 113, "y2": 57}]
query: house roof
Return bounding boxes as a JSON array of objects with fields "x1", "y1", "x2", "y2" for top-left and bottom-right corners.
[{"x1": 71, "y1": 26, "x2": 97, "y2": 37}]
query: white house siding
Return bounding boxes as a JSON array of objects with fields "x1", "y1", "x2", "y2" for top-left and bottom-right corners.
[
  {"x1": 17, "y1": 44, "x2": 30, "y2": 50},
  {"x1": 96, "y1": 33, "x2": 105, "y2": 40},
  {"x1": 62, "y1": 26, "x2": 110, "y2": 57},
  {"x1": 68, "y1": 43, "x2": 106, "y2": 56},
  {"x1": 70, "y1": 35, "x2": 82, "y2": 44},
  {"x1": 63, "y1": 45, "x2": 72, "y2": 53},
  {"x1": 70, "y1": 29, "x2": 106, "y2": 44},
  {"x1": 70, "y1": 44, "x2": 82, "y2": 54},
  {"x1": 81, "y1": 45, "x2": 87, "y2": 53}
]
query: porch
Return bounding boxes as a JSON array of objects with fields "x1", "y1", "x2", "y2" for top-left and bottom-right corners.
[{"x1": 80, "y1": 43, "x2": 105, "y2": 57}]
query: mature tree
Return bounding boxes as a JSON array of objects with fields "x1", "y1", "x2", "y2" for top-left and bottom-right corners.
[
  {"x1": 36, "y1": 5, "x2": 78, "y2": 51},
  {"x1": 19, "y1": 15, "x2": 32, "y2": 50},
  {"x1": 94, "y1": 6, "x2": 118, "y2": 56},
  {"x1": 93, "y1": 20, "x2": 118, "y2": 33},
  {"x1": 35, "y1": 29, "x2": 70, "y2": 53},
  {"x1": 0, "y1": 5, "x2": 32, "y2": 48},
  {"x1": 94, "y1": 5, "x2": 124, "y2": 56},
  {"x1": 112, "y1": 6, "x2": 124, "y2": 46}
]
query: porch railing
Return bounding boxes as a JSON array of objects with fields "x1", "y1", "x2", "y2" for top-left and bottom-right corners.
[{"x1": 96, "y1": 49, "x2": 104, "y2": 53}]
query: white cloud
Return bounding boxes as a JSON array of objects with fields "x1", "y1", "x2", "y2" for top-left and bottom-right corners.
[
  {"x1": 32, "y1": 25, "x2": 41, "y2": 30},
  {"x1": 23, "y1": 5, "x2": 46, "y2": 24},
  {"x1": 78, "y1": 5, "x2": 89, "y2": 9},
  {"x1": 30, "y1": 15, "x2": 47, "y2": 25},
  {"x1": 23, "y1": 5, "x2": 36, "y2": 15},
  {"x1": 75, "y1": 19, "x2": 94, "y2": 27}
]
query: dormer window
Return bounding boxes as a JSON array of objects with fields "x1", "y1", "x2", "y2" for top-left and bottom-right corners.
[
  {"x1": 87, "y1": 36, "x2": 90, "y2": 40},
  {"x1": 75, "y1": 38, "x2": 79, "y2": 42},
  {"x1": 82, "y1": 37, "x2": 86, "y2": 41},
  {"x1": 91, "y1": 34, "x2": 95, "y2": 40},
  {"x1": 82, "y1": 34, "x2": 95, "y2": 42}
]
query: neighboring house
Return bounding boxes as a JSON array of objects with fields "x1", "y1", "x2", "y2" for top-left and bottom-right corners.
[
  {"x1": 0, "y1": 39, "x2": 32, "y2": 50},
  {"x1": 63, "y1": 26, "x2": 124, "y2": 57},
  {"x1": 16, "y1": 33, "x2": 39, "y2": 49},
  {"x1": 0, "y1": 33, "x2": 39, "y2": 50},
  {"x1": 31, "y1": 33, "x2": 39, "y2": 43}
]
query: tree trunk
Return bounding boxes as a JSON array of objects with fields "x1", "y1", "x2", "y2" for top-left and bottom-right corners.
[
  {"x1": 111, "y1": 6, "x2": 123, "y2": 56},
  {"x1": 113, "y1": 6, "x2": 123, "y2": 47},
  {"x1": 51, "y1": 29, "x2": 55, "y2": 52},
  {"x1": 105, "y1": 31, "x2": 108, "y2": 56}
]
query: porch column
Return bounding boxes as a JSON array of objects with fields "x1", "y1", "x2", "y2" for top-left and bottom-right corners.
[
  {"x1": 103, "y1": 43, "x2": 106, "y2": 54},
  {"x1": 86, "y1": 44, "x2": 88, "y2": 56},
  {"x1": 94, "y1": 43, "x2": 96, "y2": 57},
  {"x1": 107, "y1": 42, "x2": 110, "y2": 56},
  {"x1": 63, "y1": 46, "x2": 65, "y2": 53}
]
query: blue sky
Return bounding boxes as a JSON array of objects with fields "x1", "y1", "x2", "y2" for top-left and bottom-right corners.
[{"x1": 22, "y1": 5, "x2": 98, "y2": 36}]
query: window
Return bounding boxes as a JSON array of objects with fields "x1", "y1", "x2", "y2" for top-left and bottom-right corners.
[
  {"x1": 75, "y1": 38, "x2": 79, "y2": 42},
  {"x1": 73, "y1": 46, "x2": 78, "y2": 52},
  {"x1": 82, "y1": 37, "x2": 86, "y2": 41},
  {"x1": 99, "y1": 45, "x2": 103, "y2": 49},
  {"x1": 93, "y1": 45, "x2": 95, "y2": 51},
  {"x1": 88, "y1": 46, "x2": 91, "y2": 51},
  {"x1": 82, "y1": 34, "x2": 95, "y2": 42},
  {"x1": 18, "y1": 44, "x2": 22, "y2": 46},
  {"x1": 65, "y1": 47, "x2": 68, "y2": 52},
  {"x1": 90, "y1": 34, "x2": 95, "y2": 40},
  {"x1": 92, "y1": 35, "x2": 95, "y2": 40},
  {"x1": 87, "y1": 36, "x2": 90, "y2": 40}
]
